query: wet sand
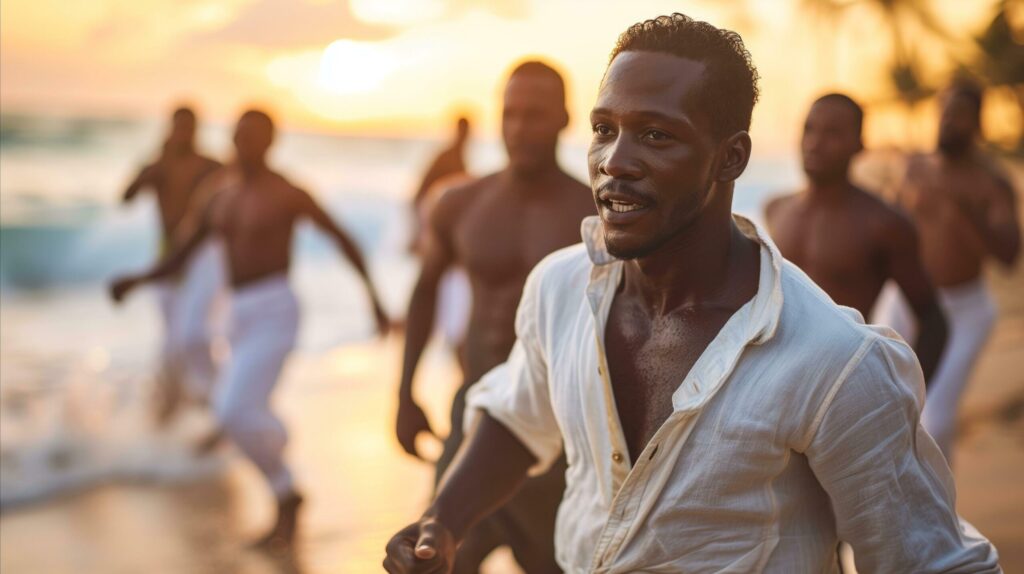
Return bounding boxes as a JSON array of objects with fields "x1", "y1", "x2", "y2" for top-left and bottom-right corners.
[{"x1": 0, "y1": 337, "x2": 520, "y2": 573}]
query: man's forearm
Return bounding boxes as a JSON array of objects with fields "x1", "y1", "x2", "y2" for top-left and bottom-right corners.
[
  {"x1": 913, "y1": 302, "x2": 948, "y2": 387},
  {"x1": 399, "y1": 275, "x2": 441, "y2": 398},
  {"x1": 428, "y1": 412, "x2": 535, "y2": 541}
]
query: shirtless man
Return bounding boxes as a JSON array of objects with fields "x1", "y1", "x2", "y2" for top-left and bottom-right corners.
[
  {"x1": 122, "y1": 106, "x2": 223, "y2": 422},
  {"x1": 395, "y1": 61, "x2": 593, "y2": 572},
  {"x1": 766, "y1": 93, "x2": 947, "y2": 383},
  {"x1": 409, "y1": 117, "x2": 474, "y2": 366},
  {"x1": 412, "y1": 116, "x2": 471, "y2": 214},
  {"x1": 111, "y1": 109, "x2": 389, "y2": 549},
  {"x1": 384, "y1": 14, "x2": 998, "y2": 573},
  {"x1": 885, "y1": 82, "x2": 1021, "y2": 462}
]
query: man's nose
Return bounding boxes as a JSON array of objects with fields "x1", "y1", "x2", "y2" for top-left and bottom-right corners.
[{"x1": 599, "y1": 135, "x2": 642, "y2": 180}]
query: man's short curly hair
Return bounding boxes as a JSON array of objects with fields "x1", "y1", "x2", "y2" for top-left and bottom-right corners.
[{"x1": 610, "y1": 13, "x2": 760, "y2": 139}]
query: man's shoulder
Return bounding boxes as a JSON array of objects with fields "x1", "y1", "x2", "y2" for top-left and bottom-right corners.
[
  {"x1": 775, "y1": 260, "x2": 924, "y2": 399},
  {"x1": 763, "y1": 191, "x2": 802, "y2": 227},
  {"x1": 850, "y1": 186, "x2": 917, "y2": 240},
  {"x1": 776, "y1": 259, "x2": 878, "y2": 347},
  {"x1": 429, "y1": 174, "x2": 494, "y2": 225},
  {"x1": 528, "y1": 242, "x2": 591, "y2": 297}
]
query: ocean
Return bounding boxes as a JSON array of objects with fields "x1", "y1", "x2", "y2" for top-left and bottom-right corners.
[{"x1": 0, "y1": 112, "x2": 803, "y2": 508}]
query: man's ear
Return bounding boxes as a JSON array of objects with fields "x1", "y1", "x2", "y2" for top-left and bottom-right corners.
[{"x1": 716, "y1": 131, "x2": 752, "y2": 183}]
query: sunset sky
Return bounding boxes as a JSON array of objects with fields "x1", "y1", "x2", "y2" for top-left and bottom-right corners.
[{"x1": 0, "y1": 0, "x2": 1011, "y2": 148}]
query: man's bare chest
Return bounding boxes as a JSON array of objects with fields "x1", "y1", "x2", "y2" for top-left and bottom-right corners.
[
  {"x1": 604, "y1": 307, "x2": 729, "y2": 457},
  {"x1": 452, "y1": 197, "x2": 579, "y2": 284}
]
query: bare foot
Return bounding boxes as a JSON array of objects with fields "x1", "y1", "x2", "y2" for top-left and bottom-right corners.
[{"x1": 251, "y1": 491, "x2": 304, "y2": 554}]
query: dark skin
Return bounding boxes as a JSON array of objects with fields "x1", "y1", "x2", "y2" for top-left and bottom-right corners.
[
  {"x1": 409, "y1": 119, "x2": 470, "y2": 256},
  {"x1": 384, "y1": 50, "x2": 758, "y2": 572},
  {"x1": 123, "y1": 110, "x2": 220, "y2": 423},
  {"x1": 111, "y1": 113, "x2": 389, "y2": 335},
  {"x1": 395, "y1": 72, "x2": 593, "y2": 460},
  {"x1": 111, "y1": 112, "x2": 388, "y2": 549},
  {"x1": 123, "y1": 112, "x2": 221, "y2": 243},
  {"x1": 412, "y1": 118, "x2": 470, "y2": 209},
  {"x1": 766, "y1": 99, "x2": 948, "y2": 383},
  {"x1": 897, "y1": 92, "x2": 1020, "y2": 287}
]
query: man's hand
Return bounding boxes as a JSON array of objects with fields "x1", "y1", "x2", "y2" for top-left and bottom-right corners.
[
  {"x1": 383, "y1": 517, "x2": 457, "y2": 574},
  {"x1": 396, "y1": 397, "x2": 437, "y2": 460},
  {"x1": 109, "y1": 276, "x2": 140, "y2": 304}
]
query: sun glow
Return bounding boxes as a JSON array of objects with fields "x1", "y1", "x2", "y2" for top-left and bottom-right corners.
[
  {"x1": 349, "y1": 0, "x2": 446, "y2": 26},
  {"x1": 316, "y1": 39, "x2": 398, "y2": 96}
]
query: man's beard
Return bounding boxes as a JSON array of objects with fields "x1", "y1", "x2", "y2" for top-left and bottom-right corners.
[{"x1": 604, "y1": 178, "x2": 713, "y2": 260}]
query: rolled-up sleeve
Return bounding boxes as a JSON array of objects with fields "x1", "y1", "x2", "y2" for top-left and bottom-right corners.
[
  {"x1": 463, "y1": 266, "x2": 562, "y2": 476},
  {"x1": 806, "y1": 336, "x2": 1001, "y2": 573}
]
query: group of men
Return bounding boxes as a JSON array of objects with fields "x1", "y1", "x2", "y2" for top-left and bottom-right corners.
[{"x1": 112, "y1": 11, "x2": 1018, "y2": 573}]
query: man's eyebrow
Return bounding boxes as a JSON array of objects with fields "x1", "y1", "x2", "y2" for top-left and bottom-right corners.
[{"x1": 590, "y1": 108, "x2": 697, "y2": 132}]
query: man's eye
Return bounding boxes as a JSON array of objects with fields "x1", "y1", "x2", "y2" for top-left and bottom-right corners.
[
  {"x1": 644, "y1": 129, "x2": 671, "y2": 142},
  {"x1": 592, "y1": 124, "x2": 613, "y2": 136}
]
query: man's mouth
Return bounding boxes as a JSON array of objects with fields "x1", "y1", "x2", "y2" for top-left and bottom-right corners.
[
  {"x1": 597, "y1": 189, "x2": 653, "y2": 224},
  {"x1": 606, "y1": 199, "x2": 644, "y2": 213}
]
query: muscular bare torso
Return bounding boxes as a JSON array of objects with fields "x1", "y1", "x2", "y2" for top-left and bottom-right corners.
[
  {"x1": 207, "y1": 170, "x2": 305, "y2": 288},
  {"x1": 899, "y1": 154, "x2": 1004, "y2": 287},
  {"x1": 439, "y1": 171, "x2": 594, "y2": 384},
  {"x1": 149, "y1": 154, "x2": 220, "y2": 240},
  {"x1": 766, "y1": 188, "x2": 900, "y2": 316}
]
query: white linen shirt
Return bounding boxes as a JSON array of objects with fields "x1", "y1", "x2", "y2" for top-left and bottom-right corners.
[{"x1": 465, "y1": 215, "x2": 1000, "y2": 573}]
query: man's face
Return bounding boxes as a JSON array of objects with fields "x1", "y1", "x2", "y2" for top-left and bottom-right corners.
[
  {"x1": 233, "y1": 115, "x2": 273, "y2": 166},
  {"x1": 588, "y1": 51, "x2": 720, "y2": 260},
  {"x1": 938, "y1": 93, "x2": 978, "y2": 155},
  {"x1": 801, "y1": 100, "x2": 860, "y2": 182},
  {"x1": 502, "y1": 73, "x2": 566, "y2": 174},
  {"x1": 168, "y1": 114, "x2": 196, "y2": 147}
]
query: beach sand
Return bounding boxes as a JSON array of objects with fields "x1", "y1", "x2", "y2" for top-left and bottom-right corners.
[{"x1": 2, "y1": 205, "x2": 1022, "y2": 574}]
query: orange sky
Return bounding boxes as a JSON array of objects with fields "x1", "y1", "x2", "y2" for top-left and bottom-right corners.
[{"x1": 0, "y1": 0, "x2": 1010, "y2": 148}]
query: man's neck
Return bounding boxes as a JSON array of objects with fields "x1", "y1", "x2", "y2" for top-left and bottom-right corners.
[
  {"x1": 938, "y1": 142, "x2": 976, "y2": 165},
  {"x1": 805, "y1": 174, "x2": 851, "y2": 202},
  {"x1": 622, "y1": 199, "x2": 756, "y2": 317},
  {"x1": 503, "y1": 160, "x2": 562, "y2": 195},
  {"x1": 239, "y1": 160, "x2": 269, "y2": 182},
  {"x1": 166, "y1": 142, "x2": 195, "y2": 159}
]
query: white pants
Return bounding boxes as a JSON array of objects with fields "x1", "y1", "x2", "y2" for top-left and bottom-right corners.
[
  {"x1": 155, "y1": 240, "x2": 227, "y2": 400},
  {"x1": 213, "y1": 274, "x2": 299, "y2": 498},
  {"x1": 873, "y1": 278, "x2": 997, "y2": 463},
  {"x1": 436, "y1": 268, "x2": 471, "y2": 348}
]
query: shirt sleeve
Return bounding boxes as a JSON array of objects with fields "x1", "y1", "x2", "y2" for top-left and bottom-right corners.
[
  {"x1": 805, "y1": 335, "x2": 1001, "y2": 573},
  {"x1": 463, "y1": 265, "x2": 562, "y2": 476}
]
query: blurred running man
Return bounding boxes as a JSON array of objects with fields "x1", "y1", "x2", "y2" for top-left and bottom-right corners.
[
  {"x1": 121, "y1": 106, "x2": 223, "y2": 423},
  {"x1": 112, "y1": 109, "x2": 390, "y2": 550},
  {"x1": 395, "y1": 62, "x2": 593, "y2": 572},
  {"x1": 882, "y1": 82, "x2": 1021, "y2": 462},
  {"x1": 408, "y1": 116, "x2": 475, "y2": 366},
  {"x1": 766, "y1": 93, "x2": 947, "y2": 383}
]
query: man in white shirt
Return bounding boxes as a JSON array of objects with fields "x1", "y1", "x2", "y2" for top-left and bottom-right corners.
[{"x1": 383, "y1": 13, "x2": 1001, "y2": 574}]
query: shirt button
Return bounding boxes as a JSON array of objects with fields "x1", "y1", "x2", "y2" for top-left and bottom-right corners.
[{"x1": 612, "y1": 451, "x2": 623, "y2": 463}]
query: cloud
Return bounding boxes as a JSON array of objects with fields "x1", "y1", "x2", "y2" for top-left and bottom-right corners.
[{"x1": 193, "y1": 0, "x2": 395, "y2": 49}]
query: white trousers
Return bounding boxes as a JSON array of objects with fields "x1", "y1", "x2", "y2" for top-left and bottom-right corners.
[
  {"x1": 436, "y1": 268, "x2": 471, "y2": 348},
  {"x1": 155, "y1": 240, "x2": 227, "y2": 400},
  {"x1": 874, "y1": 278, "x2": 997, "y2": 463},
  {"x1": 213, "y1": 274, "x2": 299, "y2": 498}
]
